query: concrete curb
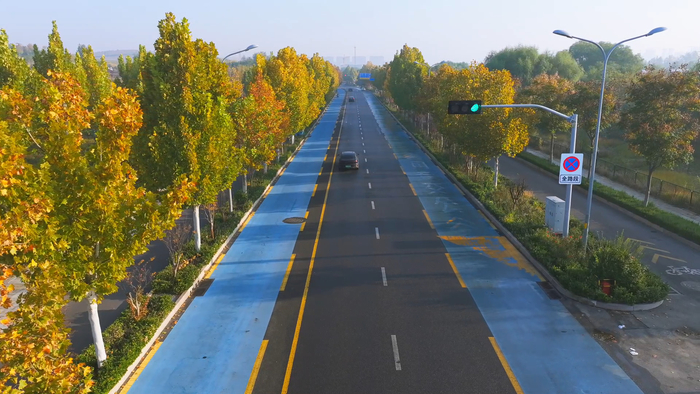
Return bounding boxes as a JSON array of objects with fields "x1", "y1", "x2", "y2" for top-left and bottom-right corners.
[
  {"x1": 515, "y1": 152, "x2": 700, "y2": 253},
  {"x1": 108, "y1": 99, "x2": 340, "y2": 394},
  {"x1": 375, "y1": 98, "x2": 663, "y2": 313}
]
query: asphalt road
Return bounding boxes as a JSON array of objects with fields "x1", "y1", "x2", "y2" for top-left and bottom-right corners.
[
  {"x1": 497, "y1": 156, "x2": 700, "y2": 329},
  {"x1": 252, "y1": 90, "x2": 517, "y2": 393}
]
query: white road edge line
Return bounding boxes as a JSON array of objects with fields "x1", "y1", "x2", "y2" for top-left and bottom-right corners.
[
  {"x1": 371, "y1": 201, "x2": 375, "y2": 210},
  {"x1": 391, "y1": 335, "x2": 402, "y2": 371},
  {"x1": 381, "y1": 267, "x2": 388, "y2": 286},
  {"x1": 375, "y1": 227, "x2": 380, "y2": 239}
]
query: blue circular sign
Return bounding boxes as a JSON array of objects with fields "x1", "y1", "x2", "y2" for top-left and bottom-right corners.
[{"x1": 563, "y1": 156, "x2": 580, "y2": 172}]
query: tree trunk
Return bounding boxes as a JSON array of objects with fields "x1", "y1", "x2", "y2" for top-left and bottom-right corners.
[
  {"x1": 549, "y1": 134, "x2": 555, "y2": 164},
  {"x1": 193, "y1": 205, "x2": 201, "y2": 251},
  {"x1": 494, "y1": 156, "x2": 500, "y2": 187},
  {"x1": 263, "y1": 162, "x2": 268, "y2": 174},
  {"x1": 644, "y1": 169, "x2": 653, "y2": 207},
  {"x1": 242, "y1": 173, "x2": 248, "y2": 194},
  {"x1": 87, "y1": 292, "x2": 107, "y2": 368},
  {"x1": 291, "y1": 134, "x2": 295, "y2": 145},
  {"x1": 228, "y1": 188, "x2": 234, "y2": 213}
]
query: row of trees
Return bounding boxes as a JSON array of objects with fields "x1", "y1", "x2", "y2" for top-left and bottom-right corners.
[
  {"x1": 366, "y1": 44, "x2": 700, "y2": 205},
  {"x1": 0, "y1": 13, "x2": 339, "y2": 393}
]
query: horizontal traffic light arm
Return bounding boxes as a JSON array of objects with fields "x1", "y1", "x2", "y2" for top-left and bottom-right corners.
[{"x1": 481, "y1": 104, "x2": 576, "y2": 123}]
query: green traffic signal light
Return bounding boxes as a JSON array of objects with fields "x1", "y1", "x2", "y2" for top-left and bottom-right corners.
[{"x1": 447, "y1": 100, "x2": 482, "y2": 115}]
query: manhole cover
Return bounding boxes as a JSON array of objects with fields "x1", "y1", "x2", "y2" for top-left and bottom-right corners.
[
  {"x1": 681, "y1": 281, "x2": 700, "y2": 292},
  {"x1": 283, "y1": 217, "x2": 306, "y2": 224}
]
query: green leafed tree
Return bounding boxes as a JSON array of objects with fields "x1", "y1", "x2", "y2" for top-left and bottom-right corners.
[
  {"x1": 131, "y1": 13, "x2": 242, "y2": 250},
  {"x1": 256, "y1": 48, "x2": 314, "y2": 136},
  {"x1": 484, "y1": 46, "x2": 544, "y2": 86},
  {"x1": 564, "y1": 79, "x2": 618, "y2": 170},
  {"x1": 517, "y1": 73, "x2": 574, "y2": 162},
  {"x1": 620, "y1": 66, "x2": 700, "y2": 206},
  {"x1": 116, "y1": 46, "x2": 147, "y2": 93},
  {"x1": 568, "y1": 41, "x2": 645, "y2": 81},
  {"x1": 386, "y1": 44, "x2": 426, "y2": 111},
  {"x1": 433, "y1": 63, "x2": 532, "y2": 185}
]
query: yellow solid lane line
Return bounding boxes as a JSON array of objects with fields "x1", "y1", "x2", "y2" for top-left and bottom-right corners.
[
  {"x1": 244, "y1": 340, "x2": 269, "y2": 394},
  {"x1": 445, "y1": 253, "x2": 466, "y2": 288},
  {"x1": 312, "y1": 184, "x2": 318, "y2": 197},
  {"x1": 489, "y1": 337, "x2": 524, "y2": 394},
  {"x1": 119, "y1": 341, "x2": 163, "y2": 393},
  {"x1": 423, "y1": 210, "x2": 434, "y2": 230},
  {"x1": 300, "y1": 211, "x2": 309, "y2": 232},
  {"x1": 262, "y1": 186, "x2": 274, "y2": 199},
  {"x1": 205, "y1": 253, "x2": 226, "y2": 279},
  {"x1": 409, "y1": 183, "x2": 417, "y2": 196},
  {"x1": 240, "y1": 212, "x2": 255, "y2": 232},
  {"x1": 280, "y1": 254, "x2": 296, "y2": 291},
  {"x1": 282, "y1": 102, "x2": 345, "y2": 394},
  {"x1": 319, "y1": 167, "x2": 323, "y2": 176},
  {"x1": 478, "y1": 210, "x2": 496, "y2": 230}
]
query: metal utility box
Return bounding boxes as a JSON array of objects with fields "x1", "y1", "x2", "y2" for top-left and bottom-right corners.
[{"x1": 545, "y1": 196, "x2": 565, "y2": 234}]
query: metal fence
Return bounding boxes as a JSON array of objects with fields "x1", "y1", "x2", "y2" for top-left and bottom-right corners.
[{"x1": 528, "y1": 136, "x2": 700, "y2": 214}]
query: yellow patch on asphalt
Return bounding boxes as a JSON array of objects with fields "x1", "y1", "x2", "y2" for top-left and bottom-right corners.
[
  {"x1": 438, "y1": 236, "x2": 542, "y2": 280},
  {"x1": 280, "y1": 254, "x2": 296, "y2": 291},
  {"x1": 409, "y1": 184, "x2": 417, "y2": 196},
  {"x1": 312, "y1": 184, "x2": 318, "y2": 197},
  {"x1": 300, "y1": 211, "x2": 309, "y2": 232}
]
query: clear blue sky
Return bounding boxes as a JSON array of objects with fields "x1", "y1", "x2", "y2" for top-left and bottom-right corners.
[{"x1": 1, "y1": 0, "x2": 696, "y2": 64}]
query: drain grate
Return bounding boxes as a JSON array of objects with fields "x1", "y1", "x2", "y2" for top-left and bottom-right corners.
[
  {"x1": 193, "y1": 278, "x2": 214, "y2": 297},
  {"x1": 536, "y1": 281, "x2": 561, "y2": 300},
  {"x1": 283, "y1": 217, "x2": 306, "y2": 224}
]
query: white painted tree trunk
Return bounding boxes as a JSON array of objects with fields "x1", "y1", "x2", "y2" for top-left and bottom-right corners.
[
  {"x1": 228, "y1": 188, "x2": 234, "y2": 213},
  {"x1": 87, "y1": 292, "x2": 107, "y2": 368},
  {"x1": 193, "y1": 205, "x2": 201, "y2": 251},
  {"x1": 494, "y1": 156, "x2": 500, "y2": 188},
  {"x1": 291, "y1": 134, "x2": 295, "y2": 145},
  {"x1": 263, "y1": 162, "x2": 268, "y2": 174},
  {"x1": 242, "y1": 173, "x2": 247, "y2": 194}
]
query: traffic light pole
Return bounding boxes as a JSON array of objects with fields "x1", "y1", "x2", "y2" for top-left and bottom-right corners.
[{"x1": 481, "y1": 104, "x2": 578, "y2": 237}]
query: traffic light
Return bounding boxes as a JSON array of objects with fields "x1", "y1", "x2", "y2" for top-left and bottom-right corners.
[{"x1": 448, "y1": 100, "x2": 482, "y2": 115}]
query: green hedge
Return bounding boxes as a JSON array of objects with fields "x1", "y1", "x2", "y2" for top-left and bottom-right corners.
[
  {"x1": 77, "y1": 137, "x2": 304, "y2": 392},
  {"x1": 391, "y1": 109, "x2": 669, "y2": 304},
  {"x1": 76, "y1": 295, "x2": 175, "y2": 394},
  {"x1": 517, "y1": 152, "x2": 700, "y2": 246}
]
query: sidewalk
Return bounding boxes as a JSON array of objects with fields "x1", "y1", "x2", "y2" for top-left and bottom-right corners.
[{"x1": 525, "y1": 148, "x2": 700, "y2": 226}]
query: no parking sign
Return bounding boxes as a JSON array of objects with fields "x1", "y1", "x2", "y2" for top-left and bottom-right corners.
[{"x1": 559, "y1": 153, "x2": 583, "y2": 185}]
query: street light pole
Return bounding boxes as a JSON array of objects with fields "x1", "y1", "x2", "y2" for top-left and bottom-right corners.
[
  {"x1": 221, "y1": 44, "x2": 258, "y2": 63},
  {"x1": 553, "y1": 27, "x2": 667, "y2": 248}
]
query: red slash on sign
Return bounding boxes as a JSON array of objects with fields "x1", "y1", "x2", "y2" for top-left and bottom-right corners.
[{"x1": 563, "y1": 156, "x2": 580, "y2": 172}]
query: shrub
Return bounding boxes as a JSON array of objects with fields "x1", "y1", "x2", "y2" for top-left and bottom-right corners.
[
  {"x1": 76, "y1": 295, "x2": 175, "y2": 394},
  {"x1": 393, "y1": 111, "x2": 670, "y2": 305}
]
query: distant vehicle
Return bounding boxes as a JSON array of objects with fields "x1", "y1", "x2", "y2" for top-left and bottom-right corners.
[
  {"x1": 338, "y1": 151, "x2": 359, "y2": 171},
  {"x1": 348, "y1": 88, "x2": 353, "y2": 91},
  {"x1": 349, "y1": 96, "x2": 355, "y2": 102}
]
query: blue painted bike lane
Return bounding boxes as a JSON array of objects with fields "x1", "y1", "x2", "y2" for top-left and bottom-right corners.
[
  {"x1": 127, "y1": 93, "x2": 345, "y2": 394},
  {"x1": 366, "y1": 94, "x2": 643, "y2": 394}
]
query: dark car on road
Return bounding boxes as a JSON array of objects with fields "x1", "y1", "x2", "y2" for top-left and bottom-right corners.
[
  {"x1": 348, "y1": 96, "x2": 355, "y2": 102},
  {"x1": 338, "y1": 151, "x2": 359, "y2": 171}
]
